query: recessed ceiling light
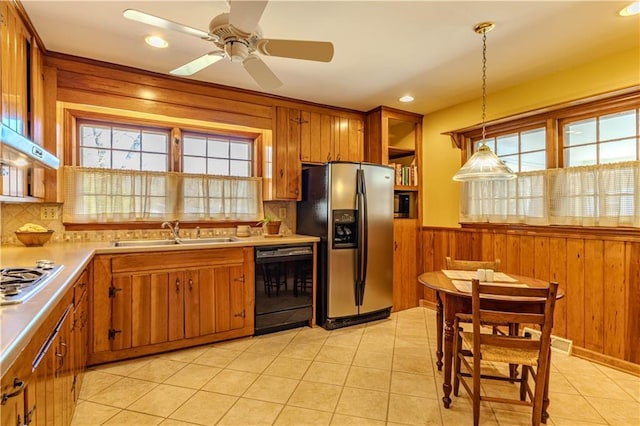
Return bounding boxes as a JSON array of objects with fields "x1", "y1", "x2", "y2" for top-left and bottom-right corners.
[
  {"x1": 619, "y1": 1, "x2": 640, "y2": 16},
  {"x1": 145, "y1": 35, "x2": 168, "y2": 48},
  {"x1": 399, "y1": 95, "x2": 414, "y2": 103}
]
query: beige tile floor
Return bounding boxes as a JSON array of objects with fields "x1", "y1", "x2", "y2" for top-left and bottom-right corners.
[{"x1": 72, "y1": 307, "x2": 640, "y2": 426}]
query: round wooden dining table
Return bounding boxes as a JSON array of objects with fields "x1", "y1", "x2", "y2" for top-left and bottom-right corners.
[{"x1": 418, "y1": 270, "x2": 564, "y2": 422}]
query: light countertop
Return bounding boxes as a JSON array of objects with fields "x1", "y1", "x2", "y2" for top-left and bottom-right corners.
[{"x1": 0, "y1": 234, "x2": 319, "y2": 375}]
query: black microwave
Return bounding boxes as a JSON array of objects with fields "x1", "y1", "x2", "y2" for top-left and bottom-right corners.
[{"x1": 394, "y1": 194, "x2": 410, "y2": 218}]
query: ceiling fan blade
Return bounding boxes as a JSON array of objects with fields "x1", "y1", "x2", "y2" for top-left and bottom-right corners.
[
  {"x1": 229, "y1": 0, "x2": 269, "y2": 34},
  {"x1": 123, "y1": 9, "x2": 215, "y2": 41},
  {"x1": 170, "y1": 52, "x2": 225, "y2": 76},
  {"x1": 243, "y1": 55, "x2": 282, "y2": 90},
  {"x1": 257, "y1": 39, "x2": 334, "y2": 62}
]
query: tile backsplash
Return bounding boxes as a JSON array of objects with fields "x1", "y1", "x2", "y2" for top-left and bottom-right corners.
[{"x1": 1, "y1": 201, "x2": 296, "y2": 246}]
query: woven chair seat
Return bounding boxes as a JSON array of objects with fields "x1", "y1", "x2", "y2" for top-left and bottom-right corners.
[{"x1": 461, "y1": 332, "x2": 539, "y2": 367}]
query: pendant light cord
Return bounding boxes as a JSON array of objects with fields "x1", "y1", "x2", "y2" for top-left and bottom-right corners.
[{"x1": 481, "y1": 28, "x2": 488, "y2": 144}]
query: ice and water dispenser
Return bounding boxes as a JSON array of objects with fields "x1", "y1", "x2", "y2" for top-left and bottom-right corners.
[{"x1": 332, "y1": 209, "x2": 357, "y2": 248}]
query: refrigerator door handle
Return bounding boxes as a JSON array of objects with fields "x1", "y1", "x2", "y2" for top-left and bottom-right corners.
[{"x1": 355, "y1": 169, "x2": 368, "y2": 306}]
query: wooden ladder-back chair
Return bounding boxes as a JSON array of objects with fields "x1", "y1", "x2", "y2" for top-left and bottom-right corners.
[{"x1": 453, "y1": 279, "x2": 559, "y2": 426}]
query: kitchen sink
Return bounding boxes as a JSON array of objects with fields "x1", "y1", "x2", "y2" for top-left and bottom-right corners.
[
  {"x1": 111, "y1": 237, "x2": 239, "y2": 247},
  {"x1": 112, "y1": 239, "x2": 178, "y2": 247},
  {"x1": 178, "y1": 237, "x2": 239, "y2": 244}
]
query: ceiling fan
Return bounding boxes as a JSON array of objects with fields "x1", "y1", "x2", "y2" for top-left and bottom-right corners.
[{"x1": 123, "y1": 1, "x2": 334, "y2": 90}]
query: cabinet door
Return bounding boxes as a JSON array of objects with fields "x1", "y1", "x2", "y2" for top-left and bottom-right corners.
[
  {"x1": 184, "y1": 269, "x2": 201, "y2": 338},
  {"x1": 0, "y1": 374, "x2": 25, "y2": 426},
  {"x1": 348, "y1": 118, "x2": 364, "y2": 162},
  {"x1": 53, "y1": 307, "x2": 74, "y2": 426},
  {"x1": 393, "y1": 219, "x2": 419, "y2": 311},
  {"x1": 214, "y1": 264, "x2": 246, "y2": 333},
  {"x1": 275, "y1": 107, "x2": 301, "y2": 200},
  {"x1": 72, "y1": 288, "x2": 88, "y2": 403}
]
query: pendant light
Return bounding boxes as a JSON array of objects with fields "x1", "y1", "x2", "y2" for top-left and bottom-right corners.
[{"x1": 453, "y1": 22, "x2": 516, "y2": 182}]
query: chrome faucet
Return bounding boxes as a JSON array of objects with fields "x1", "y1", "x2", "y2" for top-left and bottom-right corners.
[{"x1": 161, "y1": 220, "x2": 180, "y2": 241}]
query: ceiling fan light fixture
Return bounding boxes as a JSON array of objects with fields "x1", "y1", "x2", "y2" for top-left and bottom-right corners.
[
  {"x1": 145, "y1": 35, "x2": 168, "y2": 48},
  {"x1": 619, "y1": 1, "x2": 640, "y2": 16},
  {"x1": 453, "y1": 21, "x2": 516, "y2": 182},
  {"x1": 225, "y1": 41, "x2": 249, "y2": 62}
]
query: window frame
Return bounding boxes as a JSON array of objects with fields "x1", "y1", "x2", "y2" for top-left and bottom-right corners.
[
  {"x1": 449, "y1": 88, "x2": 640, "y2": 231},
  {"x1": 65, "y1": 110, "x2": 265, "y2": 229}
]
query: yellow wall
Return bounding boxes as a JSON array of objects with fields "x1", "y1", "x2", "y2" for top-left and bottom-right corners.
[{"x1": 421, "y1": 47, "x2": 640, "y2": 227}]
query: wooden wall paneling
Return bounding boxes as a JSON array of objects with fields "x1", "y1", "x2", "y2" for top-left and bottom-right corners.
[
  {"x1": 505, "y1": 234, "x2": 520, "y2": 274},
  {"x1": 420, "y1": 230, "x2": 436, "y2": 302},
  {"x1": 57, "y1": 88, "x2": 272, "y2": 130},
  {"x1": 583, "y1": 240, "x2": 605, "y2": 352},
  {"x1": 55, "y1": 71, "x2": 273, "y2": 119},
  {"x1": 548, "y1": 237, "x2": 567, "y2": 338},
  {"x1": 566, "y1": 239, "x2": 585, "y2": 347},
  {"x1": 534, "y1": 236, "x2": 550, "y2": 281},
  {"x1": 626, "y1": 242, "x2": 640, "y2": 363},
  {"x1": 432, "y1": 230, "x2": 449, "y2": 271},
  {"x1": 603, "y1": 241, "x2": 626, "y2": 359},
  {"x1": 493, "y1": 233, "x2": 508, "y2": 269},
  {"x1": 480, "y1": 231, "x2": 494, "y2": 261},
  {"x1": 519, "y1": 236, "x2": 535, "y2": 276}
]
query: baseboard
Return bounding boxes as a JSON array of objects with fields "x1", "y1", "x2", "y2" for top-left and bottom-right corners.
[
  {"x1": 571, "y1": 346, "x2": 640, "y2": 377},
  {"x1": 523, "y1": 327, "x2": 573, "y2": 355},
  {"x1": 419, "y1": 299, "x2": 437, "y2": 310}
]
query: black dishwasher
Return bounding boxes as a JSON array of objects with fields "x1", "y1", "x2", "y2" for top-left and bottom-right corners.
[{"x1": 254, "y1": 244, "x2": 314, "y2": 335}]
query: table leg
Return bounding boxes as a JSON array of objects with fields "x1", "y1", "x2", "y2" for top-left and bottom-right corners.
[
  {"x1": 435, "y1": 291, "x2": 443, "y2": 371},
  {"x1": 442, "y1": 303, "x2": 455, "y2": 408}
]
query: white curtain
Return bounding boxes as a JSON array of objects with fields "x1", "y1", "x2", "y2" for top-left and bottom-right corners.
[
  {"x1": 63, "y1": 166, "x2": 263, "y2": 223},
  {"x1": 181, "y1": 174, "x2": 264, "y2": 221},
  {"x1": 459, "y1": 170, "x2": 548, "y2": 225},
  {"x1": 460, "y1": 161, "x2": 640, "y2": 228}
]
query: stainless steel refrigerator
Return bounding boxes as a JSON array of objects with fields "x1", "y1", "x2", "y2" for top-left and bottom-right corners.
[{"x1": 297, "y1": 162, "x2": 394, "y2": 329}]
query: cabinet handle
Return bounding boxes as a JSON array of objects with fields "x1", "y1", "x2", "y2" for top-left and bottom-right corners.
[
  {"x1": 175, "y1": 278, "x2": 180, "y2": 293},
  {"x1": 234, "y1": 276, "x2": 245, "y2": 283},
  {"x1": 326, "y1": 153, "x2": 331, "y2": 161},
  {"x1": 1, "y1": 378, "x2": 25, "y2": 405},
  {"x1": 336, "y1": 154, "x2": 341, "y2": 161},
  {"x1": 394, "y1": 241, "x2": 398, "y2": 250},
  {"x1": 279, "y1": 169, "x2": 284, "y2": 178},
  {"x1": 188, "y1": 278, "x2": 193, "y2": 291}
]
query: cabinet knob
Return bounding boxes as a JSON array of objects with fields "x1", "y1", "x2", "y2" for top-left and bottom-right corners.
[
  {"x1": 394, "y1": 241, "x2": 398, "y2": 250},
  {"x1": 188, "y1": 278, "x2": 193, "y2": 291},
  {"x1": 175, "y1": 278, "x2": 180, "y2": 292},
  {"x1": 280, "y1": 169, "x2": 284, "y2": 178}
]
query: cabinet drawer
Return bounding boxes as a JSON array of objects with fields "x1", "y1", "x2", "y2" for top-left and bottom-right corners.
[{"x1": 111, "y1": 248, "x2": 245, "y2": 273}]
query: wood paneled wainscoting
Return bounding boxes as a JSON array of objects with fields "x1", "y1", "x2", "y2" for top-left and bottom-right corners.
[{"x1": 420, "y1": 225, "x2": 640, "y2": 374}]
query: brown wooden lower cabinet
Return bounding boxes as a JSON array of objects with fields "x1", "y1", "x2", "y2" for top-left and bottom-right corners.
[
  {"x1": 1, "y1": 269, "x2": 88, "y2": 426},
  {"x1": 393, "y1": 219, "x2": 420, "y2": 311},
  {"x1": 90, "y1": 247, "x2": 255, "y2": 364}
]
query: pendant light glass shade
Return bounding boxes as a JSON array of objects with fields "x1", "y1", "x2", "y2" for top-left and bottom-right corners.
[
  {"x1": 453, "y1": 22, "x2": 516, "y2": 182},
  {"x1": 452, "y1": 143, "x2": 516, "y2": 181}
]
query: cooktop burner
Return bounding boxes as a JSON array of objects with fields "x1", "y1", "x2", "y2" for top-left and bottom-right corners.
[{"x1": 0, "y1": 264, "x2": 63, "y2": 305}]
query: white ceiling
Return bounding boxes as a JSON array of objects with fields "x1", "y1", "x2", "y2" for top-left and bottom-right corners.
[{"x1": 21, "y1": 1, "x2": 639, "y2": 115}]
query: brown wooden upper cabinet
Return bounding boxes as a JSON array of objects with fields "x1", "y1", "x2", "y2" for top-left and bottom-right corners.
[
  {"x1": 1, "y1": 0, "x2": 47, "y2": 199},
  {"x1": 299, "y1": 111, "x2": 363, "y2": 164},
  {"x1": 274, "y1": 107, "x2": 303, "y2": 200}
]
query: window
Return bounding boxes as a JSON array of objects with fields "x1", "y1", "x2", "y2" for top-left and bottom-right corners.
[
  {"x1": 561, "y1": 108, "x2": 639, "y2": 167},
  {"x1": 65, "y1": 118, "x2": 263, "y2": 224},
  {"x1": 183, "y1": 133, "x2": 252, "y2": 176},
  {"x1": 473, "y1": 127, "x2": 546, "y2": 172},
  {"x1": 79, "y1": 122, "x2": 170, "y2": 171},
  {"x1": 454, "y1": 90, "x2": 640, "y2": 228}
]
